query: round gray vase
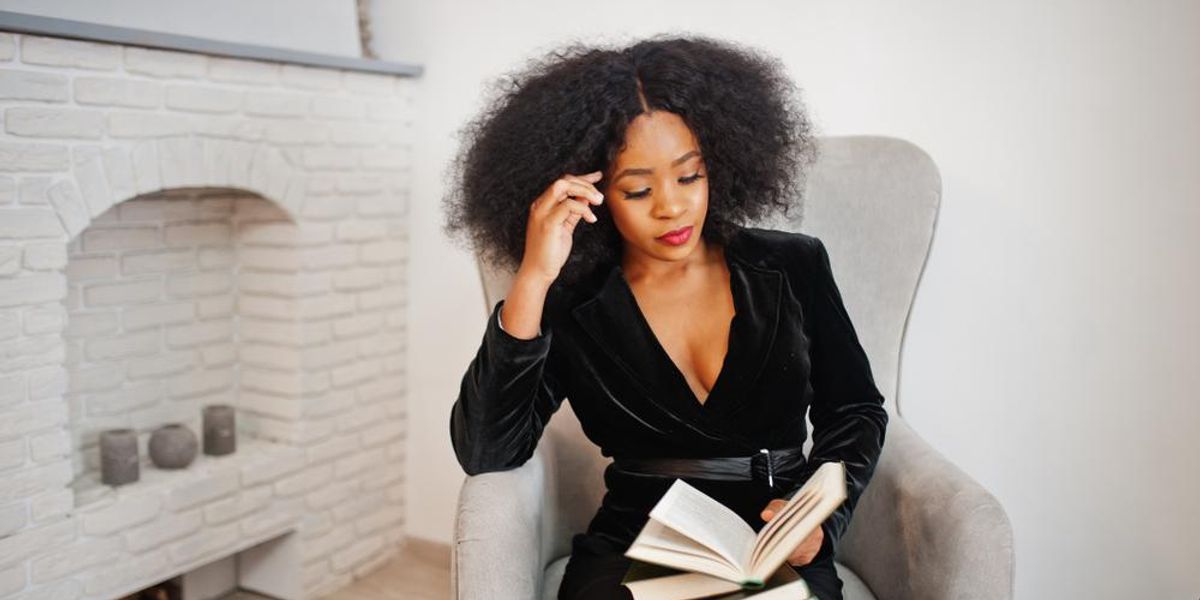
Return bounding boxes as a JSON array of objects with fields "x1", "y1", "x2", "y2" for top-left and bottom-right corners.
[
  {"x1": 100, "y1": 428, "x2": 140, "y2": 486},
  {"x1": 148, "y1": 423, "x2": 198, "y2": 469}
]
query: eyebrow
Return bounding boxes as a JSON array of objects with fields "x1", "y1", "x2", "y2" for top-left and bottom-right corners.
[{"x1": 612, "y1": 150, "x2": 702, "y2": 183}]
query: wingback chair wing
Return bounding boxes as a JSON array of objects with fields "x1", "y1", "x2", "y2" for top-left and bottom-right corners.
[{"x1": 451, "y1": 136, "x2": 1015, "y2": 600}]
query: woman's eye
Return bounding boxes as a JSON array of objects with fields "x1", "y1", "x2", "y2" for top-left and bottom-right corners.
[
  {"x1": 625, "y1": 189, "x2": 650, "y2": 199},
  {"x1": 622, "y1": 173, "x2": 703, "y2": 199},
  {"x1": 680, "y1": 172, "x2": 704, "y2": 184}
]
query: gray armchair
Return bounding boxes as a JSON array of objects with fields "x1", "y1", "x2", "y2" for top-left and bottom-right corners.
[{"x1": 451, "y1": 136, "x2": 1015, "y2": 600}]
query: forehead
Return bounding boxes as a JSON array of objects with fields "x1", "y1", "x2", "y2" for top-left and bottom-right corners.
[{"x1": 613, "y1": 111, "x2": 699, "y2": 165}]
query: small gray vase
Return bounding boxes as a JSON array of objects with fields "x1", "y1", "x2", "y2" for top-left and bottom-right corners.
[{"x1": 148, "y1": 423, "x2": 198, "y2": 469}]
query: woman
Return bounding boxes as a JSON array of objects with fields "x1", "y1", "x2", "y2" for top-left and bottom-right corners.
[{"x1": 443, "y1": 35, "x2": 888, "y2": 600}]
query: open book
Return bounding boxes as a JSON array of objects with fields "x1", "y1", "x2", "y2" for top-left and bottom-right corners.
[{"x1": 621, "y1": 461, "x2": 847, "y2": 600}]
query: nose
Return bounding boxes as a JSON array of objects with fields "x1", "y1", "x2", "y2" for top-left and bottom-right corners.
[{"x1": 651, "y1": 191, "x2": 686, "y2": 219}]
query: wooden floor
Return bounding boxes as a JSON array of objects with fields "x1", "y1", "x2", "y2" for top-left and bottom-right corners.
[{"x1": 223, "y1": 539, "x2": 451, "y2": 600}]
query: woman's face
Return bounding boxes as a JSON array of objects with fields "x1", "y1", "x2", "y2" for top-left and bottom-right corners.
[{"x1": 601, "y1": 110, "x2": 709, "y2": 266}]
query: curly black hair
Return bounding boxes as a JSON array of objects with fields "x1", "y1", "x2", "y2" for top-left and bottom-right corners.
[{"x1": 442, "y1": 34, "x2": 818, "y2": 286}]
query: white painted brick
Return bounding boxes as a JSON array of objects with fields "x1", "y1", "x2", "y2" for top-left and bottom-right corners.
[
  {"x1": 301, "y1": 339, "x2": 358, "y2": 370},
  {"x1": 332, "y1": 267, "x2": 386, "y2": 292},
  {"x1": 0, "y1": 335, "x2": 63, "y2": 371},
  {"x1": 239, "y1": 391, "x2": 302, "y2": 420},
  {"x1": 15, "y1": 176, "x2": 48, "y2": 205},
  {"x1": 343, "y1": 72, "x2": 396, "y2": 95},
  {"x1": 203, "y1": 485, "x2": 271, "y2": 525},
  {"x1": 0, "y1": 247, "x2": 17, "y2": 276},
  {"x1": 366, "y1": 98, "x2": 409, "y2": 121},
  {"x1": 166, "y1": 319, "x2": 234, "y2": 348},
  {"x1": 127, "y1": 352, "x2": 194, "y2": 379},
  {"x1": 81, "y1": 492, "x2": 161, "y2": 535},
  {"x1": 302, "y1": 147, "x2": 357, "y2": 170},
  {"x1": 239, "y1": 245, "x2": 299, "y2": 271},
  {"x1": 65, "y1": 255, "x2": 117, "y2": 282},
  {"x1": 82, "y1": 552, "x2": 169, "y2": 597},
  {"x1": 27, "y1": 366, "x2": 66, "y2": 401},
  {"x1": 82, "y1": 226, "x2": 159, "y2": 252},
  {"x1": 125, "y1": 509, "x2": 203, "y2": 552},
  {"x1": 0, "y1": 373, "x2": 22, "y2": 408},
  {"x1": 124, "y1": 46, "x2": 207, "y2": 78},
  {"x1": 280, "y1": 64, "x2": 341, "y2": 90},
  {"x1": 29, "y1": 489, "x2": 72, "y2": 524},
  {"x1": 196, "y1": 295, "x2": 235, "y2": 319},
  {"x1": 23, "y1": 303, "x2": 65, "y2": 335},
  {"x1": 274, "y1": 464, "x2": 330, "y2": 497},
  {"x1": 209, "y1": 57, "x2": 279, "y2": 85},
  {"x1": 169, "y1": 366, "x2": 234, "y2": 399},
  {"x1": 0, "y1": 69, "x2": 69, "y2": 102},
  {"x1": 83, "y1": 279, "x2": 161, "y2": 306},
  {"x1": 239, "y1": 450, "x2": 305, "y2": 487},
  {"x1": 0, "y1": 274, "x2": 66, "y2": 307},
  {"x1": 167, "y1": 270, "x2": 233, "y2": 298},
  {"x1": 302, "y1": 244, "x2": 358, "y2": 270},
  {"x1": 67, "y1": 363, "x2": 123, "y2": 394},
  {"x1": 169, "y1": 522, "x2": 240, "y2": 567},
  {"x1": 158, "y1": 136, "x2": 205, "y2": 187},
  {"x1": 74, "y1": 76, "x2": 163, "y2": 108},
  {"x1": 73, "y1": 147, "x2": 114, "y2": 218},
  {"x1": 239, "y1": 343, "x2": 299, "y2": 370},
  {"x1": 359, "y1": 421, "x2": 403, "y2": 448},
  {"x1": 123, "y1": 302, "x2": 194, "y2": 330},
  {"x1": 302, "y1": 526, "x2": 355, "y2": 562},
  {"x1": 4, "y1": 106, "x2": 105, "y2": 139},
  {"x1": 242, "y1": 366, "x2": 302, "y2": 397},
  {"x1": 0, "y1": 177, "x2": 12, "y2": 205},
  {"x1": 337, "y1": 402, "x2": 388, "y2": 435},
  {"x1": 311, "y1": 95, "x2": 364, "y2": 120},
  {"x1": 200, "y1": 343, "x2": 236, "y2": 367},
  {"x1": 197, "y1": 247, "x2": 234, "y2": 269},
  {"x1": 30, "y1": 535, "x2": 121, "y2": 584},
  {"x1": 22, "y1": 242, "x2": 67, "y2": 270},
  {"x1": 130, "y1": 141, "x2": 162, "y2": 193},
  {"x1": 22, "y1": 35, "x2": 120, "y2": 70},
  {"x1": 63, "y1": 310, "x2": 117, "y2": 339},
  {"x1": 101, "y1": 147, "x2": 137, "y2": 200},
  {"x1": 357, "y1": 287, "x2": 404, "y2": 311},
  {"x1": 306, "y1": 434, "x2": 358, "y2": 465},
  {"x1": 238, "y1": 221, "x2": 331, "y2": 246},
  {"x1": 331, "y1": 359, "x2": 380, "y2": 389},
  {"x1": 238, "y1": 271, "x2": 330, "y2": 297},
  {"x1": 46, "y1": 180, "x2": 87, "y2": 237},
  {"x1": 264, "y1": 119, "x2": 327, "y2": 145},
  {"x1": 354, "y1": 504, "x2": 403, "y2": 535},
  {"x1": 361, "y1": 147, "x2": 411, "y2": 170},
  {"x1": 122, "y1": 248, "x2": 194, "y2": 274},
  {"x1": 0, "y1": 462, "x2": 69, "y2": 507},
  {"x1": 28, "y1": 429, "x2": 69, "y2": 464},
  {"x1": 0, "y1": 438, "x2": 25, "y2": 471},
  {"x1": 329, "y1": 122, "x2": 386, "y2": 147},
  {"x1": 239, "y1": 498, "x2": 301, "y2": 538},
  {"x1": 166, "y1": 84, "x2": 242, "y2": 113},
  {"x1": 165, "y1": 470, "x2": 239, "y2": 511},
  {"x1": 335, "y1": 220, "x2": 387, "y2": 242},
  {"x1": 359, "y1": 240, "x2": 406, "y2": 265},
  {"x1": 0, "y1": 142, "x2": 70, "y2": 172},
  {"x1": 108, "y1": 111, "x2": 192, "y2": 138},
  {"x1": 304, "y1": 389, "x2": 355, "y2": 418},
  {"x1": 244, "y1": 91, "x2": 309, "y2": 117},
  {"x1": 238, "y1": 318, "x2": 304, "y2": 345},
  {"x1": 334, "y1": 446, "x2": 385, "y2": 481},
  {"x1": 165, "y1": 222, "x2": 231, "y2": 246},
  {"x1": 0, "y1": 502, "x2": 26, "y2": 538},
  {"x1": 85, "y1": 329, "x2": 158, "y2": 361},
  {"x1": 85, "y1": 381, "x2": 159, "y2": 415},
  {"x1": 333, "y1": 312, "x2": 386, "y2": 339},
  {"x1": 0, "y1": 33, "x2": 11, "y2": 60},
  {"x1": 0, "y1": 519, "x2": 74, "y2": 577}
]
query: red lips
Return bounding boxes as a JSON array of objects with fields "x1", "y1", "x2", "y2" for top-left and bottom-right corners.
[{"x1": 656, "y1": 225, "x2": 693, "y2": 246}]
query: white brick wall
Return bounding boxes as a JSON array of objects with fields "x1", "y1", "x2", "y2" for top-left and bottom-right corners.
[{"x1": 0, "y1": 32, "x2": 411, "y2": 600}]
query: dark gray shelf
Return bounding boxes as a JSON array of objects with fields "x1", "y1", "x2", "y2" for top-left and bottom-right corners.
[{"x1": 0, "y1": 10, "x2": 423, "y2": 77}]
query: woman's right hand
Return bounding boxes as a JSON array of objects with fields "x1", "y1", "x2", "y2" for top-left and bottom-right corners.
[{"x1": 519, "y1": 170, "x2": 605, "y2": 285}]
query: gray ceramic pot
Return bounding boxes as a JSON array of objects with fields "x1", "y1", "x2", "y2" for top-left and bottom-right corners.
[
  {"x1": 100, "y1": 428, "x2": 139, "y2": 485},
  {"x1": 148, "y1": 423, "x2": 198, "y2": 469}
]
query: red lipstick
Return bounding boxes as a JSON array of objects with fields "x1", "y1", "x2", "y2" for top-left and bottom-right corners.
[{"x1": 656, "y1": 225, "x2": 693, "y2": 246}]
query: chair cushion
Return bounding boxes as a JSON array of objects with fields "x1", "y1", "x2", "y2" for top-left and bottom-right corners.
[{"x1": 541, "y1": 556, "x2": 877, "y2": 600}]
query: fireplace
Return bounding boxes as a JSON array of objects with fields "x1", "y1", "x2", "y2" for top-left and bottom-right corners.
[{"x1": 0, "y1": 17, "x2": 417, "y2": 600}]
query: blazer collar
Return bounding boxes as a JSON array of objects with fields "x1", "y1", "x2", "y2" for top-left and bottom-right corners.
[{"x1": 569, "y1": 229, "x2": 783, "y2": 429}]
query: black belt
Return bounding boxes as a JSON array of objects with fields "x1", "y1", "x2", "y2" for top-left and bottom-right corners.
[{"x1": 613, "y1": 446, "x2": 807, "y2": 492}]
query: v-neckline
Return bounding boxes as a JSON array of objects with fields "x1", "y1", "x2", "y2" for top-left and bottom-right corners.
[{"x1": 615, "y1": 245, "x2": 740, "y2": 410}]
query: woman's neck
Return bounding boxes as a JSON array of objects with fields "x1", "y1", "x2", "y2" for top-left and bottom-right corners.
[{"x1": 621, "y1": 240, "x2": 724, "y2": 288}]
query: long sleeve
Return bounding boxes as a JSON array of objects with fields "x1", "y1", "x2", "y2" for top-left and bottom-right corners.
[
  {"x1": 787, "y1": 236, "x2": 889, "y2": 557},
  {"x1": 450, "y1": 298, "x2": 566, "y2": 475}
]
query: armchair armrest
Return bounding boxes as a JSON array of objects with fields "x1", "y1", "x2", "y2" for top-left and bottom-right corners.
[{"x1": 839, "y1": 417, "x2": 1014, "y2": 600}]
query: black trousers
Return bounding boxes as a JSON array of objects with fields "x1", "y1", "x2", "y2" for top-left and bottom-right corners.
[{"x1": 557, "y1": 536, "x2": 844, "y2": 600}]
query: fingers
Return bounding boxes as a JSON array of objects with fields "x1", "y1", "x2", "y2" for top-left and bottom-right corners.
[
  {"x1": 760, "y1": 499, "x2": 787, "y2": 522},
  {"x1": 533, "y1": 172, "x2": 605, "y2": 215},
  {"x1": 550, "y1": 197, "x2": 598, "y2": 225}
]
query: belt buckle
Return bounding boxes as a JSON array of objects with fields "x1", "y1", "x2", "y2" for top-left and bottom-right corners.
[{"x1": 752, "y1": 448, "x2": 775, "y2": 490}]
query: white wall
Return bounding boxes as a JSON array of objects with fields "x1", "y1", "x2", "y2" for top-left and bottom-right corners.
[
  {"x1": 0, "y1": 0, "x2": 362, "y2": 57},
  {"x1": 373, "y1": 1, "x2": 1200, "y2": 598}
]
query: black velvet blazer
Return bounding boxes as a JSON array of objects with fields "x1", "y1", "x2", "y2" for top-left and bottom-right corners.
[{"x1": 451, "y1": 226, "x2": 888, "y2": 559}]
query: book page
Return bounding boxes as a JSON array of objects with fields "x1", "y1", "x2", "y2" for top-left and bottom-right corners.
[
  {"x1": 748, "y1": 463, "x2": 847, "y2": 581},
  {"x1": 626, "y1": 518, "x2": 744, "y2": 582},
  {"x1": 623, "y1": 571, "x2": 743, "y2": 600},
  {"x1": 645, "y1": 479, "x2": 758, "y2": 575}
]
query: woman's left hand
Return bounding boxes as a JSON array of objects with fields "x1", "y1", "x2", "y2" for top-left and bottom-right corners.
[{"x1": 760, "y1": 498, "x2": 824, "y2": 567}]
